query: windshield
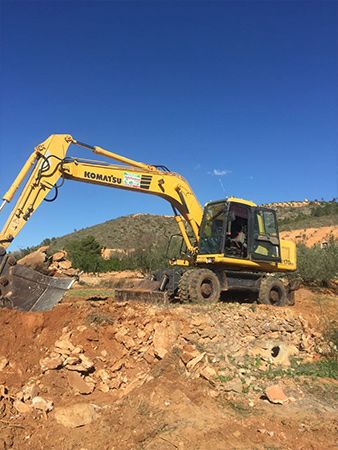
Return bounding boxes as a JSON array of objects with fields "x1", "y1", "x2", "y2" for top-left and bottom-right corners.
[{"x1": 198, "y1": 202, "x2": 226, "y2": 254}]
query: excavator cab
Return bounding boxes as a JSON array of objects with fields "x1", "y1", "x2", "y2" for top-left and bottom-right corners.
[{"x1": 198, "y1": 199, "x2": 281, "y2": 264}]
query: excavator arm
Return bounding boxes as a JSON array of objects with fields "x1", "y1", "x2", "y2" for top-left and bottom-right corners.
[
  {"x1": 0, "y1": 134, "x2": 203, "y2": 311},
  {"x1": 0, "y1": 134, "x2": 203, "y2": 252}
]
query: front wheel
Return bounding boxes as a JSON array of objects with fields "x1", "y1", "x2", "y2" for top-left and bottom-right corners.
[
  {"x1": 184, "y1": 269, "x2": 221, "y2": 303},
  {"x1": 258, "y1": 277, "x2": 288, "y2": 306}
]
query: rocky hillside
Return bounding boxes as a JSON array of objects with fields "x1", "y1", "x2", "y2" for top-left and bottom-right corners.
[
  {"x1": 268, "y1": 200, "x2": 338, "y2": 230},
  {"x1": 17, "y1": 201, "x2": 337, "y2": 256},
  {"x1": 41, "y1": 214, "x2": 178, "y2": 254}
]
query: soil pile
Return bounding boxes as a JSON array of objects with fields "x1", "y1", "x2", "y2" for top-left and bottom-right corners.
[{"x1": 0, "y1": 289, "x2": 337, "y2": 449}]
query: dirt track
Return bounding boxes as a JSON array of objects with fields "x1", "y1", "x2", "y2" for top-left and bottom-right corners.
[{"x1": 0, "y1": 287, "x2": 337, "y2": 450}]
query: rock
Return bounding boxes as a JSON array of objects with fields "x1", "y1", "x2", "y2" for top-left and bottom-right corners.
[
  {"x1": 32, "y1": 396, "x2": 53, "y2": 412},
  {"x1": 115, "y1": 333, "x2": 135, "y2": 349},
  {"x1": 110, "y1": 359, "x2": 124, "y2": 372},
  {"x1": 199, "y1": 365, "x2": 217, "y2": 382},
  {"x1": 13, "y1": 400, "x2": 32, "y2": 414},
  {"x1": 65, "y1": 354, "x2": 94, "y2": 373},
  {"x1": 40, "y1": 355, "x2": 64, "y2": 372},
  {"x1": 0, "y1": 385, "x2": 8, "y2": 400},
  {"x1": 17, "y1": 251, "x2": 46, "y2": 270},
  {"x1": 22, "y1": 383, "x2": 40, "y2": 401},
  {"x1": 54, "y1": 337, "x2": 75, "y2": 353},
  {"x1": 68, "y1": 372, "x2": 95, "y2": 395},
  {"x1": 180, "y1": 345, "x2": 199, "y2": 365},
  {"x1": 223, "y1": 378, "x2": 243, "y2": 394},
  {"x1": 52, "y1": 251, "x2": 66, "y2": 262},
  {"x1": 265, "y1": 384, "x2": 288, "y2": 404},
  {"x1": 186, "y1": 352, "x2": 205, "y2": 371},
  {"x1": 0, "y1": 357, "x2": 8, "y2": 371},
  {"x1": 96, "y1": 369, "x2": 111, "y2": 383},
  {"x1": 61, "y1": 268, "x2": 78, "y2": 277},
  {"x1": 109, "y1": 378, "x2": 122, "y2": 390},
  {"x1": 153, "y1": 320, "x2": 180, "y2": 359},
  {"x1": 63, "y1": 356, "x2": 81, "y2": 367},
  {"x1": 143, "y1": 352, "x2": 155, "y2": 364},
  {"x1": 54, "y1": 403, "x2": 98, "y2": 428},
  {"x1": 37, "y1": 245, "x2": 49, "y2": 253},
  {"x1": 97, "y1": 382, "x2": 110, "y2": 393},
  {"x1": 57, "y1": 260, "x2": 72, "y2": 270},
  {"x1": 79, "y1": 354, "x2": 95, "y2": 369}
]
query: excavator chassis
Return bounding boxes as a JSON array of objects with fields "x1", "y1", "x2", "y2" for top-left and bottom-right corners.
[{"x1": 0, "y1": 248, "x2": 75, "y2": 311}]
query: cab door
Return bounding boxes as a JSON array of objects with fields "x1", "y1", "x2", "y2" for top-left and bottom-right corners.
[{"x1": 250, "y1": 208, "x2": 281, "y2": 262}]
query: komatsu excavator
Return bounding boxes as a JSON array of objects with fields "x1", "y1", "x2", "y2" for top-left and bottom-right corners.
[{"x1": 0, "y1": 134, "x2": 297, "y2": 311}]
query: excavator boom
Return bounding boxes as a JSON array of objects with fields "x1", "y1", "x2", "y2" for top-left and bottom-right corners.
[{"x1": 0, "y1": 134, "x2": 203, "y2": 310}]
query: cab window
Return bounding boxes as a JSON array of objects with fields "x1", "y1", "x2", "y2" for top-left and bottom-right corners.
[
  {"x1": 199, "y1": 203, "x2": 226, "y2": 254},
  {"x1": 252, "y1": 209, "x2": 280, "y2": 261}
]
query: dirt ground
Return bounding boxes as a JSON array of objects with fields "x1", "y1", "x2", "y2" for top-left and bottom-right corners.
[
  {"x1": 280, "y1": 226, "x2": 338, "y2": 247},
  {"x1": 0, "y1": 281, "x2": 337, "y2": 450}
]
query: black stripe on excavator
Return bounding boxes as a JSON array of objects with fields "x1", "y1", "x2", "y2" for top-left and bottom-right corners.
[{"x1": 141, "y1": 175, "x2": 152, "y2": 189}]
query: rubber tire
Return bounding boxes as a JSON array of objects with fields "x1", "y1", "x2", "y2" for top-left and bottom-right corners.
[
  {"x1": 258, "y1": 277, "x2": 288, "y2": 306},
  {"x1": 187, "y1": 269, "x2": 221, "y2": 304},
  {"x1": 178, "y1": 270, "x2": 194, "y2": 303}
]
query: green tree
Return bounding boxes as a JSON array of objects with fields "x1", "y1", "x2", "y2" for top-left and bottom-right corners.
[{"x1": 65, "y1": 235, "x2": 102, "y2": 272}]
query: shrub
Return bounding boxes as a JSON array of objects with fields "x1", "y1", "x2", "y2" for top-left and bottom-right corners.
[
  {"x1": 63, "y1": 233, "x2": 169, "y2": 273},
  {"x1": 65, "y1": 235, "x2": 102, "y2": 272},
  {"x1": 296, "y1": 239, "x2": 338, "y2": 286},
  {"x1": 311, "y1": 201, "x2": 338, "y2": 217}
]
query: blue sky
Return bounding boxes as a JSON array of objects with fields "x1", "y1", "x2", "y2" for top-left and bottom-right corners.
[{"x1": 0, "y1": 1, "x2": 337, "y2": 249}]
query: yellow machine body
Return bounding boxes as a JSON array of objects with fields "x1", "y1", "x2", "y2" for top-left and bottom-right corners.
[{"x1": 0, "y1": 134, "x2": 297, "y2": 310}]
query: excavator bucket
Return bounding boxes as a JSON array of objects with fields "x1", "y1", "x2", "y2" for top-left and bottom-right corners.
[{"x1": 0, "y1": 249, "x2": 75, "y2": 311}]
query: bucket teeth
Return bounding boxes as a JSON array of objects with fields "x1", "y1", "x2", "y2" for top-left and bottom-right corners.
[{"x1": 0, "y1": 247, "x2": 75, "y2": 311}]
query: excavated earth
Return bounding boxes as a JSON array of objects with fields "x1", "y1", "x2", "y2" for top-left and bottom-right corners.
[{"x1": 0, "y1": 284, "x2": 337, "y2": 450}]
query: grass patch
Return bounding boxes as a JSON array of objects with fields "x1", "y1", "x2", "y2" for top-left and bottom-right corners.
[
  {"x1": 218, "y1": 374, "x2": 233, "y2": 383},
  {"x1": 227, "y1": 401, "x2": 252, "y2": 416},
  {"x1": 292, "y1": 359, "x2": 338, "y2": 379},
  {"x1": 261, "y1": 359, "x2": 338, "y2": 381}
]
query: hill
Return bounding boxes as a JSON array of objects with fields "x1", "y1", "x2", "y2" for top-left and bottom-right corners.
[
  {"x1": 267, "y1": 200, "x2": 338, "y2": 230},
  {"x1": 16, "y1": 200, "x2": 337, "y2": 257},
  {"x1": 45, "y1": 214, "x2": 178, "y2": 254}
]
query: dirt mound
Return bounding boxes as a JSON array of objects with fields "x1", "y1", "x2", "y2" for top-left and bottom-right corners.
[
  {"x1": 280, "y1": 225, "x2": 338, "y2": 246},
  {"x1": 0, "y1": 288, "x2": 337, "y2": 449}
]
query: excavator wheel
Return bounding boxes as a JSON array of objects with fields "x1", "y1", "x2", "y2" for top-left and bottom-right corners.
[
  {"x1": 178, "y1": 270, "x2": 194, "y2": 303},
  {"x1": 179, "y1": 269, "x2": 221, "y2": 304},
  {"x1": 258, "y1": 277, "x2": 288, "y2": 306}
]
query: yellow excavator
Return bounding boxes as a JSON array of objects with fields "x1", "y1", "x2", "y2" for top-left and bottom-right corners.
[{"x1": 0, "y1": 134, "x2": 297, "y2": 311}]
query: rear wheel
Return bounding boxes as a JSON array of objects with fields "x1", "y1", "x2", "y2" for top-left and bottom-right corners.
[
  {"x1": 179, "y1": 269, "x2": 221, "y2": 304},
  {"x1": 258, "y1": 277, "x2": 287, "y2": 306}
]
